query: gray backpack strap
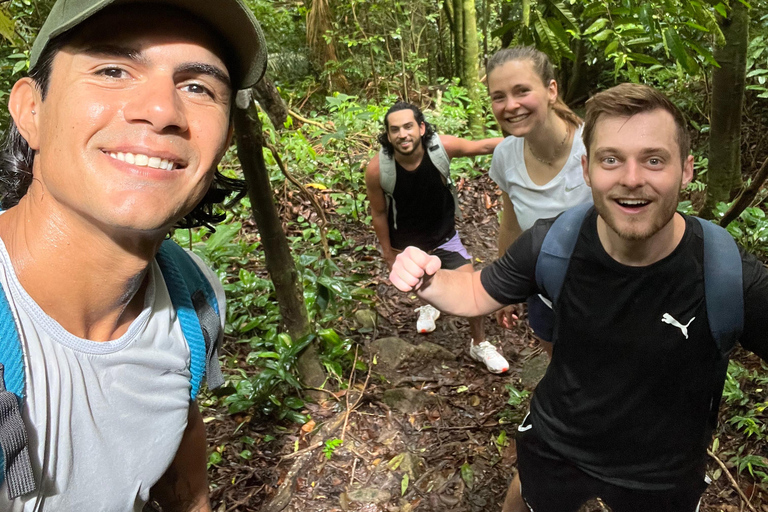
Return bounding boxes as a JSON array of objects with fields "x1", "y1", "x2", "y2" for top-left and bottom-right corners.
[
  {"x1": 378, "y1": 148, "x2": 398, "y2": 229},
  {"x1": 0, "y1": 364, "x2": 35, "y2": 500},
  {"x1": 426, "y1": 135, "x2": 462, "y2": 220},
  {"x1": 695, "y1": 218, "x2": 744, "y2": 357},
  {"x1": 535, "y1": 203, "x2": 593, "y2": 306}
]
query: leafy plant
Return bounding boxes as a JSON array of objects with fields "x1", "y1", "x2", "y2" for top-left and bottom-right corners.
[{"x1": 323, "y1": 438, "x2": 343, "y2": 459}]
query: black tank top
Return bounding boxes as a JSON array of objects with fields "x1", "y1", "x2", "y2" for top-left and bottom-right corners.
[{"x1": 387, "y1": 152, "x2": 456, "y2": 251}]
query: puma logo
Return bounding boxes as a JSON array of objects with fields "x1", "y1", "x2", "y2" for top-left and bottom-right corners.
[{"x1": 661, "y1": 313, "x2": 695, "y2": 339}]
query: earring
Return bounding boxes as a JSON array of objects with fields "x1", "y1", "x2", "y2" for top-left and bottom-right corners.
[{"x1": 31, "y1": 110, "x2": 36, "y2": 115}]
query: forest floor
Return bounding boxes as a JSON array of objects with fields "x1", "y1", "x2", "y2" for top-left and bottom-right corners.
[{"x1": 203, "y1": 174, "x2": 767, "y2": 512}]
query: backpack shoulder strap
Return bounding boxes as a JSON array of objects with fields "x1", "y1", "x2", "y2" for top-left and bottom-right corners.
[
  {"x1": 426, "y1": 134, "x2": 451, "y2": 179},
  {"x1": 0, "y1": 287, "x2": 36, "y2": 499},
  {"x1": 378, "y1": 149, "x2": 399, "y2": 229},
  {"x1": 695, "y1": 217, "x2": 744, "y2": 357},
  {"x1": 426, "y1": 134, "x2": 463, "y2": 220},
  {"x1": 535, "y1": 203, "x2": 592, "y2": 307},
  {"x1": 378, "y1": 148, "x2": 397, "y2": 196},
  {"x1": 156, "y1": 240, "x2": 224, "y2": 400}
]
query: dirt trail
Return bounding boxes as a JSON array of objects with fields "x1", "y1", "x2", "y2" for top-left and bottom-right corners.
[{"x1": 205, "y1": 175, "x2": 760, "y2": 512}]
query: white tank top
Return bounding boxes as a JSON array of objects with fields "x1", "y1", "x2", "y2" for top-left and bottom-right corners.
[
  {"x1": 0, "y1": 239, "x2": 225, "y2": 512},
  {"x1": 489, "y1": 124, "x2": 593, "y2": 231}
]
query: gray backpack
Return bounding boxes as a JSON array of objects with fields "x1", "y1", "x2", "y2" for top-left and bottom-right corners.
[{"x1": 378, "y1": 134, "x2": 462, "y2": 229}]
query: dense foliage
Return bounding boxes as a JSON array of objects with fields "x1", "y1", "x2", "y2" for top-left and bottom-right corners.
[{"x1": 0, "y1": 0, "x2": 766, "y2": 494}]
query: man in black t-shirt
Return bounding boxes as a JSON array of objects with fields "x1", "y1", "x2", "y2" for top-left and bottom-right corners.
[
  {"x1": 365, "y1": 102, "x2": 509, "y2": 373},
  {"x1": 387, "y1": 84, "x2": 768, "y2": 512}
]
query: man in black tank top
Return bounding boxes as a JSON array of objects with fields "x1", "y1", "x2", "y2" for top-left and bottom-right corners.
[{"x1": 365, "y1": 102, "x2": 510, "y2": 374}]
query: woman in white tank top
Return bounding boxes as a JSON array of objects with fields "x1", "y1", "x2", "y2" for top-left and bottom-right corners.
[
  {"x1": 486, "y1": 47, "x2": 593, "y2": 336},
  {"x1": 486, "y1": 47, "x2": 594, "y2": 512}
]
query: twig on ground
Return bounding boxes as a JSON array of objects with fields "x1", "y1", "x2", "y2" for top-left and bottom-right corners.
[
  {"x1": 707, "y1": 449, "x2": 758, "y2": 512},
  {"x1": 349, "y1": 457, "x2": 358, "y2": 486},
  {"x1": 341, "y1": 345, "x2": 359, "y2": 443},
  {"x1": 340, "y1": 345, "x2": 373, "y2": 443},
  {"x1": 280, "y1": 441, "x2": 323, "y2": 462}
]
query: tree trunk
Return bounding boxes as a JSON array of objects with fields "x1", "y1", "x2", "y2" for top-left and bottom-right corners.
[
  {"x1": 233, "y1": 90, "x2": 326, "y2": 389},
  {"x1": 252, "y1": 74, "x2": 288, "y2": 130},
  {"x1": 462, "y1": 0, "x2": 484, "y2": 137},
  {"x1": 564, "y1": 38, "x2": 587, "y2": 105},
  {"x1": 452, "y1": 0, "x2": 463, "y2": 79},
  {"x1": 500, "y1": 1, "x2": 514, "y2": 48},
  {"x1": 701, "y1": 1, "x2": 749, "y2": 219}
]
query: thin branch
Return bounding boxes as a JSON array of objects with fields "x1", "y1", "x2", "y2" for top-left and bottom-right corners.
[
  {"x1": 280, "y1": 441, "x2": 323, "y2": 461},
  {"x1": 720, "y1": 157, "x2": 768, "y2": 227},
  {"x1": 264, "y1": 142, "x2": 332, "y2": 260},
  {"x1": 288, "y1": 109, "x2": 328, "y2": 130},
  {"x1": 707, "y1": 449, "x2": 758, "y2": 512}
]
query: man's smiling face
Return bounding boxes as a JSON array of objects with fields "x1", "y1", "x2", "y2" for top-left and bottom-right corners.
[
  {"x1": 386, "y1": 109, "x2": 426, "y2": 157},
  {"x1": 582, "y1": 109, "x2": 694, "y2": 242},
  {"x1": 17, "y1": 6, "x2": 233, "y2": 235}
]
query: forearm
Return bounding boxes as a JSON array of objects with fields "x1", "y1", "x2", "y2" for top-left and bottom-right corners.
[
  {"x1": 150, "y1": 404, "x2": 211, "y2": 512},
  {"x1": 372, "y1": 212, "x2": 395, "y2": 256},
  {"x1": 479, "y1": 137, "x2": 504, "y2": 155},
  {"x1": 418, "y1": 268, "x2": 501, "y2": 317},
  {"x1": 498, "y1": 221, "x2": 522, "y2": 257}
]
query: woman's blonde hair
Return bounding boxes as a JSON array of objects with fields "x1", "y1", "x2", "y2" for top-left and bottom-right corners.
[{"x1": 487, "y1": 46, "x2": 581, "y2": 128}]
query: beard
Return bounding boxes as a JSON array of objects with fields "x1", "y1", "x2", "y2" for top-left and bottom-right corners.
[
  {"x1": 593, "y1": 188, "x2": 681, "y2": 242},
  {"x1": 392, "y1": 135, "x2": 422, "y2": 157}
]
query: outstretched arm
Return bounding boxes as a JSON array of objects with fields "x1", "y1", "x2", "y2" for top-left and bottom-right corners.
[
  {"x1": 390, "y1": 246, "x2": 504, "y2": 317},
  {"x1": 150, "y1": 403, "x2": 211, "y2": 512},
  {"x1": 440, "y1": 134, "x2": 504, "y2": 159},
  {"x1": 498, "y1": 192, "x2": 523, "y2": 256},
  {"x1": 365, "y1": 155, "x2": 397, "y2": 268}
]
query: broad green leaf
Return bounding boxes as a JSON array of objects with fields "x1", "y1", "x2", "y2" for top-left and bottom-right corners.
[
  {"x1": 713, "y1": 2, "x2": 727, "y2": 18},
  {"x1": 625, "y1": 36, "x2": 655, "y2": 47},
  {"x1": 548, "y1": 1, "x2": 579, "y2": 33},
  {"x1": 592, "y1": 28, "x2": 614, "y2": 42},
  {"x1": 534, "y1": 9, "x2": 562, "y2": 60},
  {"x1": 0, "y1": 9, "x2": 14, "y2": 42},
  {"x1": 639, "y1": 4, "x2": 655, "y2": 38},
  {"x1": 582, "y1": 3, "x2": 607, "y2": 18},
  {"x1": 547, "y1": 19, "x2": 575, "y2": 59},
  {"x1": 583, "y1": 18, "x2": 608, "y2": 36},
  {"x1": 628, "y1": 52, "x2": 662, "y2": 66},
  {"x1": 12, "y1": 60, "x2": 26, "y2": 75},
  {"x1": 664, "y1": 28, "x2": 698, "y2": 74},
  {"x1": 604, "y1": 40, "x2": 619, "y2": 56},
  {"x1": 686, "y1": 40, "x2": 720, "y2": 68},
  {"x1": 401, "y1": 474, "x2": 409, "y2": 496},
  {"x1": 460, "y1": 462, "x2": 474, "y2": 489},
  {"x1": 684, "y1": 21, "x2": 709, "y2": 32}
]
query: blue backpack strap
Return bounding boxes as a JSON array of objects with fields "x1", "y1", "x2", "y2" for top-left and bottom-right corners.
[
  {"x1": 695, "y1": 218, "x2": 744, "y2": 357},
  {"x1": 156, "y1": 240, "x2": 224, "y2": 400},
  {"x1": 0, "y1": 289, "x2": 36, "y2": 499},
  {"x1": 535, "y1": 203, "x2": 593, "y2": 306}
]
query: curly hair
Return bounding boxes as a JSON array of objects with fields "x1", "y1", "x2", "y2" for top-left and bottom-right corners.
[
  {"x1": 0, "y1": 31, "x2": 245, "y2": 229},
  {"x1": 376, "y1": 102, "x2": 437, "y2": 158}
]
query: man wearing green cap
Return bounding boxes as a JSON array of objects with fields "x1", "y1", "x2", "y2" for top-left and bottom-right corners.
[{"x1": 0, "y1": 1, "x2": 266, "y2": 510}]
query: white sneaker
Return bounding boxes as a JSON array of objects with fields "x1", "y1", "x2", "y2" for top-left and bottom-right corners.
[
  {"x1": 470, "y1": 341, "x2": 509, "y2": 374},
  {"x1": 415, "y1": 304, "x2": 440, "y2": 333}
]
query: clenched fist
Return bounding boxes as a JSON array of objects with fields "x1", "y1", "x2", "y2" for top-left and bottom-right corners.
[{"x1": 389, "y1": 246, "x2": 442, "y2": 292}]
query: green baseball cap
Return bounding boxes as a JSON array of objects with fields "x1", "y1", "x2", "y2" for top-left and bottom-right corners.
[{"x1": 29, "y1": 0, "x2": 267, "y2": 89}]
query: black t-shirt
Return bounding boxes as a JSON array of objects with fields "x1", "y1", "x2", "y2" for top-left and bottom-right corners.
[
  {"x1": 387, "y1": 152, "x2": 456, "y2": 251},
  {"x1": 481, "y1": 209, "x2": 768, "y2": 490}
]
